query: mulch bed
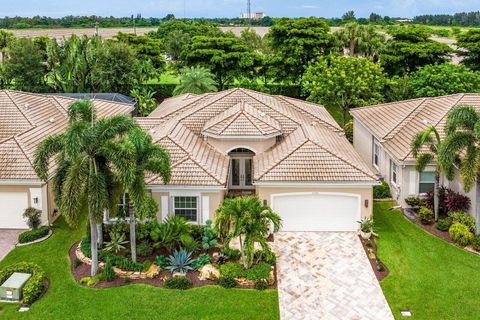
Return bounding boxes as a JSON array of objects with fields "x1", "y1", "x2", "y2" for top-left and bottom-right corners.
[
  {"x1": 359, "y1": 236, "x2": 389, "y2": 282},
  {"x1": 410, "y1": 219, "x2": 455, "y2": 244},
  {"x1": 69, "y1": 241, "x2": 277, "y2": 289}
]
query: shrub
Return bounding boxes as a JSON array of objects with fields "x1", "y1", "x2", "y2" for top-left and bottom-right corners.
[
  {"x1": 365, "y1": 239, "x2": 373, "y2": 248},
  {"x1": 213, "y1": 253, "x2": 228, "y2": 265},
  {"x1": 247, "y1": 263, "x2": 272, "y2": 281},
  {"x1": 73, "y1": 258, "x2": 83, "y2": 268},
  {"x1": 80, "y1": 276, "x2": 100, "y2": 287},
  {"x1": 373, "y1": 181, "x2": 391, "y2": 199},
  {"x1": 344, "y1": 121, "x2": 353, "y2": 143},
  {"x1": 123, "y1": 277, "x2": 131, "y2": 284},
  {"x1": 137, "y1": 241, "x2": 153, "y2": 257},
  {"x1": 154, "y1": 255, "x2": 169, "y2": 268},
  {"x1": 166, "y1": 249, "x2": 194, "y2": 273},
  {"x1": 103, "y1": 259, "x2": 116, "y2": 281},
  {"x1": 220, "y1": 262, "x2": 246, "y2": 279},
  {"x1": 18, "y1": 226, "x2": 49, "y2": 243},
  {"x1": 404, "y1": 196, "x2": 425, "y2": 208},
  {"x1": 201, "y1": 220, "x2": 218, "y2": 250},
  {"x1": 164, "y1": 276, "x2": 193, "y2": 289},
  {"x1": 254, "y1": 279, "x2": 269, "y2": 290},
  {"x1": 417, "y1": 207, "x2": 434, "y2": 225},
  {"x1": 81, "y1": 239, "x2": 143, "y2": 272},
  {"x1": 136, "y1": 221, "x2": 158, "y2": 241},
  {"x1": 22, "y1": 207, "x2": 42, "y2": 230},
  {"x1": 254, "y1": 249, "x2": 276, "y2": 265},
  {"x1": 191, "y1": 253, "x2": 211, "y2": 270},
  {"x1": 104, "y1": 231, "x2": 128, "y2": 253},
  {"x1": 215, "y1": 276, "x2": 237, "y2": 288},
  {"x1": 220, "y1": 247, "x2": 241, "y2": 261},
  {"x1": 448, "y1": 211, "x2": 476, "y2": 234},
  {"x1": 377, "y1": 261, "x2": 385, "y2": 272},
  {"x1": 436, "y1": 219, "x2": 451, "y2": 232},
  {"x1": 449, "y1": 222, "x2": 474, "y2": 246},
  {"x1": 0, "y1": 262, "x2": 46, "y2": 305},
  {"x1": 471, "y1": 236, "x2": 480, "y2": 251},
  {"x1": 426, "y1": 187, "x2": 471, "y2": 214}
]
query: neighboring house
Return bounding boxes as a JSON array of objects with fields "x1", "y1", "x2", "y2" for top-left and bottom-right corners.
[
  {"x1": 0, "y1": 90, "x2": 135, "y2": 229},
  {"x1": 136, "y1": 88, "x2": 378, "y2": 232},
  {"x1": 350, "y1": 94, "x2": 480, "y2": 228}
]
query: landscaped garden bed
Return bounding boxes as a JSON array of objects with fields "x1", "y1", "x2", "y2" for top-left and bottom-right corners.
[{"x1": 357, "y1": 218, "x2": 389, "y2": 281}]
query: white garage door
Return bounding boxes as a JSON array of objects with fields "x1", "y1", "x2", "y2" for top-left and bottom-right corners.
[
  {"x1": 272, "y1": 193, "x2": 360, "y2": 232},
  {"x1": 0, "y1": 192, "x2": 29, "y2": 229}
]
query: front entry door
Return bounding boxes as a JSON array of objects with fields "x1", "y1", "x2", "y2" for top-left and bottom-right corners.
[{"x1": 230, "y1": 157, "x2": 254, "y2": 189}]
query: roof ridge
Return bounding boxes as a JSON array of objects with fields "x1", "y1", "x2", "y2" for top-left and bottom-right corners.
[
  {"x1": 351, "y1": 97, "x2": 427, "y2": 113},
  {"x1": 219, "y1": 112, "x2": 244, "y2": 135},
  {"x1": 383, "y1": 98, "x2": 428, "y2": 140},
  {"x1": 146, "y1": 155, "x2": 190, "y2": 184},
  {"x1": 242, "y1": 112, "x2": 265, "y2": 135},
  {"x1": 12, "y1": 135, "x2": 35, "y2": 171},
  {"x1": 4, "y1": 90, "x2": 36, "y2": 127},
  {"x1": 49, "y1": 96, "x2": 69, "y2": 116}
]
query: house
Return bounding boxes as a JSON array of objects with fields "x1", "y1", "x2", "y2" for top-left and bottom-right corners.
[
  {"x1": 0, "y1": 90, "x2": 135, "y2": 229},
  {"x1": 136, "y1": 88, "x2": 378, "y2": 232},
  {"x1": 350, "y1": 93, "x2": 480, "y2": 228}
]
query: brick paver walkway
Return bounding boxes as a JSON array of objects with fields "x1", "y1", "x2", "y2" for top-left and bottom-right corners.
[
  {"x1": 0, "y1": 229, "x2": 22, "y2": 261},
  {"x1": 272, "y1": 232, "x2": 394, "y2": 320}
]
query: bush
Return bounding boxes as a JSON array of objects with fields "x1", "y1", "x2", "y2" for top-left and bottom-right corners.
[
  {"x1": 80, "y1": 276, "x2": 100, "y2": 287},
  {"x1": 166, "y1": 249, "x2": 194, "y2": 273},
  {"x1": 373, "y1": 181, "x2": 391, "y2": 199},
  {"x1": 246, "y1": 263, "x2": 272, "y2": 281},
  {"x1": 18, "y1": 226, "x2": 49, "y2": 243},
  {"x1": 449, "y1": 222, "x2": 474, "y2": 246},
  {"x1": 220, "y1": 262, "x2": 246, "y2": 279},
  {"x1": 471, "y1": 236, "x2": 480, "y2": 251},
  {"x1": 103, "y1": 259, "x2": 116, "y2": 281},
  {"x1": 215, "y1": 276, "x2": 237, "y2": 289},
  {"x1": 448, "y1": 211, "x2": 476, "y2": 234},
  {"x1": 201, "y1": 220, "x2": 218, "y2": 250},
  {"x1": 426, "y1": 187, "x2": 471, "y2": 214},
  {"x1": 220, "y1": 247, "x2": 241, "y2": 262},
  {"x1": 163, "y1": 276, "x2": 193, "y2": 290},
  {"x1": 436, "y1": 219, "x2": 451, "y2": 232},
  {"x1": 154, "y1": 255, "x2": 169, "y2": 268},
  {"x1": 22, "y1": 207, "x2": 42, "y2": 230},
  {"x1": 191, "y1": 253, "x2": 211, "y2": 270},
  {"x1": 137, "y1": 241, "x2": 153, "y2": 257},
  {"x1": 376, "y1": 261, "x2": 385, "y2": 272},
  {"x1": 254, "y1": 279, "x2": 269, "y2": 290},
  {"x1": 81, "y1": 239, "x2": 143, "y2": 272},
  {"x1": 418, "y1": 207, "x2": 434, "y2": 225},
  {"x1": 344, "y1": 121, "x2": 353, "y2": 143},
  {"x1": 404, "y1": 196, "x2": 425, "y2": 208},
  {"x1": 73, "y1": 258, "x2": 83, "y2": 268},
  {"x1": 254, "y1": 249, "x2": 276, "y2": 265},
  {"x1": 0, "y1": 262, "x2": 46, "y2": 305}
]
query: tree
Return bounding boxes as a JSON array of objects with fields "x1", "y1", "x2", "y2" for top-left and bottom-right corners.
[
  {"x1": 130, "y1": 87, "x2": 158, "y2": 116},
  {"x1": 4, "y1": 38, "x2": 46, "y2": 92},
  {"x1": 114, "y1": 33, "x2": 165, "y2": 72},
  {"x1": 369, "y1": 13, "x2": 383, "y2": 24},
  {"x1": 240, "y1": 28, "x2": 267, "y2": 53},
  {"x1": 457, "y1": 29, "x2": 480, "y2": 71},
  {"x1": 342, "y1": 11, "x2": 356, "y2": 21},
  {"x1": 126, "y1": 126, "x2": 171, "y2": 262},
  {"x1": 0, "y1": 30, "x2": 13, "y2": 63},
  {"x1": 411, "y1": 126, "x2": 444, "y2": 221},
  {"x1": 184, "y1": 35, "x2": 260, "y2": 89},
  {"x1": 381, "y1": 26, "x2": 452, "y2": 76},
  {"x1": 303, "y1": 55, "x2": 386, "y2": 126},
  {"x1": 335, "y1": 23, "x2": 385, "y2": 60},
  {"x1": 215, "y1": 196, "x2": 281, "y2": 269},
  {"x1": 409, "y1": 64, "x2": 480, "y2": 97},
  {"x1": 439, "y1": 106, "x2": 480, "y2": 192},
  {"x1": 163, "y1": 29, "x2": 191, "y2": 62},
  {"x1": 34, "y1": 100, "x2": 136, "y2": 276},
  {"x1": 173, "y1": 66, "x2": 218, "y2": 95},
  {"x1": 266, "y1": 17, "x2": 335, "y2": 84}
]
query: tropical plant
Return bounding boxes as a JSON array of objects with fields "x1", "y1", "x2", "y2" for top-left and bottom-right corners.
[
  {"x1": 201, "y1": 219, "x2": 218, "y2": 251},
  {"x1": 102, "y1": 259, "x2": 116, "y2": 281},
  {"x1": 436, "y1": 219, "x2": 451, "y2": 232},
  {"x1": 191, "y1": 253, "x2": 211, "y2": 270},
  {"x1": 22, "y1": 207, "x2": 42, "y2": 230},
  {"x1": 104, "y1": 231, "x2": 128, "y2": 253},
  {"x1": 335, "y1": 23, "x2": 385, "y2": 60},
  {"x1": 418, "y1": 207, "x2": 434, "y2": 225},
  {"x1": 0, "y1": 30, "x2": 13, "y2": 63},
  {"x1": 357, "y1": 217, "x2": 376, "y2": 234},
  {"x1": 173, "y1": 66, "x2": 218, "y2": 95},
  {"x1": 154, "y1": 255, "x2": 169, "y2": 269},
  {"x1": 449, "y1": 222, "x2": 474, "y2": 246},
  {"x1": 166, "y1": 249, "x2": 194, "y2": 274},
  {"x1": 137, "y1": 241, "x2": 153, "y2": 257},
  {"x1": 215, "y1": 196, "x2": 281, "y2": 269},
  {"x1": 448, "y1": 211, "x2": 477, "y2": 234},
  {"x1": 130, "y1": 87, "x2": 158, "y2": 116},
  {"x1": 34, "y1": 100, "x2": 136, "y2": 276}
]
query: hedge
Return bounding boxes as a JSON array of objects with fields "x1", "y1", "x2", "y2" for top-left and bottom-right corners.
[
  {"x1": 18, "y1": 226, "x2": 50, "y2": 244},
  {"x1": 0, "y1": 262, "x2": 46, "y2": 305}
]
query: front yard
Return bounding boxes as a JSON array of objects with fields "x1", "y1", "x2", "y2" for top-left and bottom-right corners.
[
  {"x1": 375, "y1": 201, "x2": 480, "y2": 320},
  {"x1": 0, "y1": 217, "x2": 279, "y2": 319}
]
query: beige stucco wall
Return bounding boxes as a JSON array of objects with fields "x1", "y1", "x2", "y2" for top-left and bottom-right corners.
[
  {"x1": 205, "y1": 136, "x2": 276, "y2": 155},
  {"x1": 256, "y1": 186, "x2": 373, "y2": 218},
  {"x1": 353, "y1": 119, "x2": 375, "y2": 171}
]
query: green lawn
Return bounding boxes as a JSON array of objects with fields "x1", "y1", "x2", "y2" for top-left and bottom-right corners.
[
  {"x1": 0, "y1": 218, "x2": 279, "y2": 319},
  {"x1": 375, "y1": 201, "x2": 480, "y2": 320}
]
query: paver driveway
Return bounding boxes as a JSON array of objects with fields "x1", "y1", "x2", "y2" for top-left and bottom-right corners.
[
  {"x1": 272, "y1": 232, "x2": 394, "y2": 320},
  {"x1": 0, "y1": 229, "x2": 22, "y2": 261}
]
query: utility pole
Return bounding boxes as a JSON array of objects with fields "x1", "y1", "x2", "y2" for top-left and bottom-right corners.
[
  {"x1": 184, "y1": 0, "x2": 186, "y2": 19},
  {"x1": 247, "y1": 0, "x2": 251, "y2": 26},
  {"x1": 132, "y1": 14, "x2": 137, "y2": 35}
]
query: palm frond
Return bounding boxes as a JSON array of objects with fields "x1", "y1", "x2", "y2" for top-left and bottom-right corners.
[
  {"x1": 415, "y1": 153, "x2": 434, "y2": 172},
  {"x1": 95, "y1": 115, "x2": 135, "y2": 142},
  {"x1": 67, "y1": 99, "x2": 95, "y2": 124},
  {"x1": 60, "y1": 155, "x2": 89, "y2": 227},
  {"x1": 445, "y1": 105, "x2": 479, "y2": 135},
  {"x1": 33, "y1": 134, "x2": 65, "y2": 180}
]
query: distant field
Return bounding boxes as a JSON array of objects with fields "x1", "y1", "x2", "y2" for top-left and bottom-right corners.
[{"x1": 7, "y1": 27, "x2": 158, "y2": 39}]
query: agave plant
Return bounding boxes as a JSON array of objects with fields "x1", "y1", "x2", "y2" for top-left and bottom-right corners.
[
  {"x1": 166, "y1": 249, "x2": 194, "y2": 274},
  {"x1": 104, "y1": 231, "x2": 129, "y2": 254}
]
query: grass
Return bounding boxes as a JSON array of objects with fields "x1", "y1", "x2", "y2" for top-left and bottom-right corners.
[
  {"x1": 0, "y1": 218, "x2": 279, "y2": 319},
  {"x1": 375, "y1": 201, "x2": 480, "y2": 320}
]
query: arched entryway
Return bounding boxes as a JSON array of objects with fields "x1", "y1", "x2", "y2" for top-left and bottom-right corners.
[{"x1": 228, "y1": 147, "x2": 255, "y2": 190}]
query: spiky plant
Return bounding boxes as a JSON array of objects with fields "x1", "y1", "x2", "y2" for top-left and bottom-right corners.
[
  {"x1": 104, "y1": 231, "x2": 128, "y2": 254},
  {"x1": 173, "y1": 66, "x2": 218, "y2": 95},
  {"x1": 166, "y1": 249, "x2": 194, "y2": 274}
]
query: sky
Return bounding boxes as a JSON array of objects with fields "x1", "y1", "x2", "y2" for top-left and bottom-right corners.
[{"x1": 0, "y1": 0, "x2": 479, "y2": 19}]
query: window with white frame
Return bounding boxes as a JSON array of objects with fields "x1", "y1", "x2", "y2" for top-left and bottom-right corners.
[
  {"x1": 419, "y1": 171, "x2": 435, "y2": 194},
  {"x1": 173, "y1": 196, "x2": 198, "y2": 222},
  {"x1": 390, "y1": 161, "x2": 398, "y2": 185},
  {"x1": 373, "y1": 140, "x2": 380, "y2": 168}
]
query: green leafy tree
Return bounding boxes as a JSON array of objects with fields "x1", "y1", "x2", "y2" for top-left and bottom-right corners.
[
  {"x1": 0, "y1": 30, "x2": 13, "y2": 63},
  {"x1": 342, "y1": 10, "x2": 356, "y2": 21},
  {"x1": 240, "y1": 28, "x2": 267, "y2": 53},
  {"x1": 34, "y1": 100, "x2": 136, "y2": 276},
  {"x1": 409, "y1": 64, "x2": 480, "y2": 98},
  {"x1": 303, "y1": 55, "x2": 386, "y2": 126},
  {"x1": 381, "y1": 26, "x2": 452, "y2": 76},
  {"x1": 173, "y1": 66, "x2": 218, "y2": 95},
  {"x1": 114, "y1": 33, "x2": 165, "y2": 72},
  {"x1": 130, "y1": 87, "x2": 158, "y2": 116},
  {"x1": 335, "y1": 23, "x2": 385, "y2": 60},
  {"x1": 457, "y1": 29, "x2": 480, "y2": 71},
  {"x1": 163, "y1": 29, "x2": 191, "y2": 63},
  {"x1": 215, "y1": 196, "x2": 281, "y2": 269}
]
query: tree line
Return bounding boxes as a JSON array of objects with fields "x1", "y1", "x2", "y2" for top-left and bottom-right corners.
[{"x1": 414, "y1": 12, "x2": 480, "y2": 27}]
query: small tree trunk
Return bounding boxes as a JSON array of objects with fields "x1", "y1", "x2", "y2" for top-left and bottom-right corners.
[
  {"x1": 239, "y1": 234, "x2": 247, "y2": 269},
  {"x1": 341, "y1": 106, "x2": 348, "y2": 128},
  {"x1": 434, "y1": 172, "x2": 440, "y2": 222},
  {"x1": 130, "y1": 207, "x2": 137, "y2": 263},
  {"x1": 349, "y1": 38, "x2": 356, "y2": 56},
  {"x1": 97, "y1": 223, "x2": 103, "y2": 248},
  {"x1": 89, "y1": 213, "x2": 99, "y2": 276}
]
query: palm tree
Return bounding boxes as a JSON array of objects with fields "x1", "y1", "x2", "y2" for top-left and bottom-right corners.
[
  {"x1": 439, "y1": 105, "x2": 480, "y2": 192},
  {"x1": 173, "y1": 66, "x2": 218, "y2": 96},
  {"x1": 215, "y1": 196, "x2": 281, "y2": 269},
  {"x1": 0, "y1": 30, "x2": 13, "y2": 63},
  {"x1": 335, "y1": 23, "x2": 385, "y2": 60},
  {"x1": 126, "y1": 126, "x2": 171, "y2": 262},
  {"x1": 335, "y1": 22, "x2": 360, "y2": 56},
  {"x1": 411, "y1": 125, "x2": 444, "y2": 221},
  {"x1": 34, "y1": 100, "x2": 136, "y2": 276}
]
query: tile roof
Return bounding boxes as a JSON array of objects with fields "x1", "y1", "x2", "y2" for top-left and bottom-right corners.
[
  {"x1": 351, "y1": 94, "x2": 479, "y2": 162},
  {"x1": 0, "y1": 90, "x2": 135, "y2": 181}
]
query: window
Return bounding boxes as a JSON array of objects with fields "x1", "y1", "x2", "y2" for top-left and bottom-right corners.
[
  {"x1": 419, "y1": 171, "x2": 435, "y2": 194},
  {"x1": 174, "y1": 196, "x2": 198, "y2": 222},
  {"x1": 373, "y1": 140, "x2": 380, "y2": 168},
  {"x1": 390, "y1": 161, "x2": 398, "y2": 185},
  {"x1": 118, "y1": 193, "x2": 130, "y2": 218}
]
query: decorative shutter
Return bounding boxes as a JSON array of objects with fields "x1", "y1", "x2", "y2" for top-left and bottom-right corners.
[{"x1": 202, "y1": 196, "x2": 210, "y2": 224}]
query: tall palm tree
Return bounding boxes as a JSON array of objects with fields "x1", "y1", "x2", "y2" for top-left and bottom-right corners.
[
  {"x1": 335, "y1": 23, "x2": 385, "y2": 60},
  {"x1": 335, "y1": 22, "x2": 360, "y2": 56},
  {"x1": 34, "y1": 100, "x2": 135, "y2": 276},
  {"x1": 126, "y1": 126, "x2": 171, "y2": 262},
  {"x1": 173, "y1": 66, "x2": 218, "y2": 96},
  {"x1": 411, "y1": 125, "x2": 445, "y2": 221},
  {"x1": 439, "y1": 105, "x2": 480, "y2": 192},
  {"x1": 215, "y1": 196, "x2": 281, "y2": 269}
]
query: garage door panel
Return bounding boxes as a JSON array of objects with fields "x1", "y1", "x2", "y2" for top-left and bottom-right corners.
[
  {"x1": 272, "y1": 193, "x2": 360, "y2": 232},
  {"x1": 0, "y1": 192, "x2": 29, "y2": 229}
]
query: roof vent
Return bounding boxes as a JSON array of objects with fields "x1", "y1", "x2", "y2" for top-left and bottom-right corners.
[
  {"x1": 150, "y1": 129, "x2": 156, "y2": 134},
  {"x1": 260, "y1": 112, "x2": 266, "y2": 117},
  {"x1": 24, "y1": 103, "x2": 29, "y2": 110},
  {"x1": 422, "y1": 119, "x2": 429, "y2": 125},
  {"x1": 312, "y1": 121, "x2": 317, "y2": 126},
  {"x1": 49, "y1": 117, "x2": 55, "y2": 123}
]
